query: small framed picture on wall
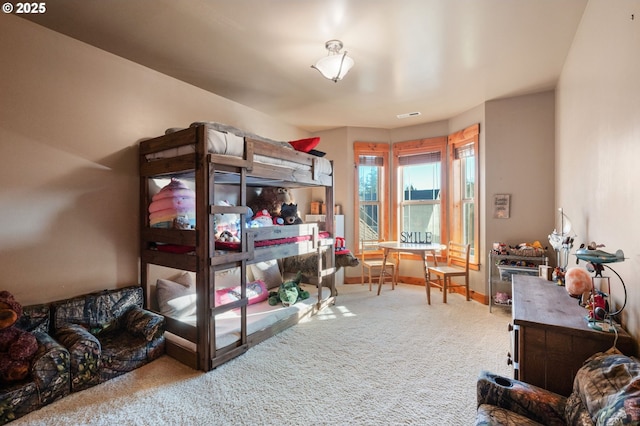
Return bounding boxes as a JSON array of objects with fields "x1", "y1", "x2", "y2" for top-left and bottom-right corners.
[{"x1": 493, "y1": 194, "x2": 510, "y2": 219}]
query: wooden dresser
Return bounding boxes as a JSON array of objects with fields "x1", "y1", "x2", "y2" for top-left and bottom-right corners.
[{"x1": 510, "y1": 275, "x2": 635, "y2": 396}]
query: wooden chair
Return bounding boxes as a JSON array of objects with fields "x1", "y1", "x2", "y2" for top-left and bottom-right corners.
[
  {"x1": 425, "y1": 241, "x2": 470, "y2": 304},
  {"x1": 360, "y1": 239, "x2": 397, "y2": 291}
]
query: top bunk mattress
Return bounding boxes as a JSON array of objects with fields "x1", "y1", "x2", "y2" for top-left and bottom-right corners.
[{"x1": 143, "y1": 122, "x2": 333, "y2": 177}]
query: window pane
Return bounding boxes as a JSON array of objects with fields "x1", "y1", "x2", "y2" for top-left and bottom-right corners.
[
  {"x1": 463, "y1": 202, "x2": 474, "y2": 254},
  {"x1": 359, "y1": 160, "x2": 381, "y2": 240},
  {"x1": 402, "y1": 163, "x2": 441, "y2": 201},
  {"x1": 400, "y1": 162, "x2": 441, "y2": 243},
  {"x1": 359, "y1": 165, "x2": 379, "y2": 202},
  {"x1": 355, "y1": 143, "x2": 389, "y2": 246},
  {"x1": 401, "y1": 204, "x2": 440, "y2": 244},
  {"x1": 359, "y1": 204, "x2": 379, "y2": 240},
  {"x1": 464, "y1": 157, "x2": 475, "y2": 199}
]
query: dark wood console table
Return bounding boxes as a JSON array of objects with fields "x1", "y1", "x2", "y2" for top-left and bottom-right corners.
[{"x1": 511, "y1": 275, "x2": 635, "y2": 396}]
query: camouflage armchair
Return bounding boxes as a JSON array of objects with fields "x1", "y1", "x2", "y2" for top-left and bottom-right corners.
[
  {"x1": 0, "y1": 304, "x2": 70, "y2": 425},
  {"x1": 52, "y1": 286, "x2": 165, "y2": 392},
  {"x1": 476, "y1": 349, "x2": 640, "y2": 426}
]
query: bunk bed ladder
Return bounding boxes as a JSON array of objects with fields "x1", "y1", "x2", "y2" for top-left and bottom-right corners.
[{"x1": 206, "y1": 159, "x2": 251, "y2": 370}]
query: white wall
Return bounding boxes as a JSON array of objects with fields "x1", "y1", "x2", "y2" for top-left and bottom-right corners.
[
  {"x1": 556, "y1": 0, "x2": 640, "y2": 344},
  {"x1": 484, "y1": 91, "x2": 556, "y2": 304},
  {"x1": 0, "y1": 16, "x2": 308, "y2": 304},
  {"x1": 485, "y1": 91, "x2": 556, "y2": 248}
]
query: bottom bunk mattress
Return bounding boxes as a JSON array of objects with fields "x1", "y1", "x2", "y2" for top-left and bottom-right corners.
[{"x1": 165, "y1": 283, "x2": 330, "y2": 351}]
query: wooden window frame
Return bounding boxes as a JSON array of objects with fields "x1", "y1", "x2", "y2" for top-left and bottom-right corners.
[
  {"x1": 448, "y1": 124, "x2": 480, "y2": 269},
  {"x1": 354, "y1": 142, "x2": 391, "y2": 256},
  {"x1": 392, "y1": 137, "x2": 448, "y2": 242},
  {"x1": 391, "y1": 137, "x2": 448, "y2": 262}
]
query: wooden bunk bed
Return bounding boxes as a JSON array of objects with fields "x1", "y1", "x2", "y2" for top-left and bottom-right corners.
[{"x1": 139, "y1": 123, "x2": 336, "y2": 372}]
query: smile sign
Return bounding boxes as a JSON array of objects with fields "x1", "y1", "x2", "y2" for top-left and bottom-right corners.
[{"x1": 400, "y1": 231, "x2": 432, "y2": 244}]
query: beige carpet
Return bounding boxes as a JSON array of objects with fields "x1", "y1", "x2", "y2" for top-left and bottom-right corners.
[{"x1": 15, "y1": 284, "x2": 512, "y2": 426}]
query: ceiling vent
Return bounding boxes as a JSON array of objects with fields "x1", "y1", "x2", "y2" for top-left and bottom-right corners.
[{"x1": 396, "y1": 112, "x2": 421, "y2": 119}]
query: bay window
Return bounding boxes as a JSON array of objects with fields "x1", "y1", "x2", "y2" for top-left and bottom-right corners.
[{"x1": 353, "y1": 124, "x2": 479, "y2": 268}]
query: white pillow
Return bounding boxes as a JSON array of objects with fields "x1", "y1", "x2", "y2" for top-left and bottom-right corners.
[
  {"x1": 250, "y1": 260, "x2": 283, "y2": 289},
  {"x1": 215, "y1": 267, "x2": 242, "y2": 289},
  {"x1": 172, "y1": 272, "x2": 194, "y2": 287},
  {"x1": 156, "y1": 272, "x2": 196, "y2": 318}
]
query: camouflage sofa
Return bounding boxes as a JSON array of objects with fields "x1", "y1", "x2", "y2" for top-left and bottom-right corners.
[
  {"x1": 476, "y1": 349, "x2": 640, "y2": 425},
  {"x1": 52, "y1": 286, "x2": 165, "y2": 392},
  {"x1": 0, "y1": 304, "x2": 70, "y2": 425}
]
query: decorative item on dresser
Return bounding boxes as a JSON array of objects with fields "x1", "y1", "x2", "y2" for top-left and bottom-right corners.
[
  {"x1": 574, "y1": 243, "x2": 627, "y2": 332},
  {"x1": 509, "y1": 275, "x2": 635, "y2": 397},
  {"x1": 548, "y1": 207, "x2": 576, "y2": 284}
]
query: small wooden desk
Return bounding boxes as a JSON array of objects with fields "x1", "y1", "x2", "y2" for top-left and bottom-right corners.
[{"x1": 376, "y1": 242, "x2": 444, "y2": 296}]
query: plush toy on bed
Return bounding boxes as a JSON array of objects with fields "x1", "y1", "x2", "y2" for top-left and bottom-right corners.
[
  {"x1": 0, "y1": 291, "x2": 38, "y2": 383},
  {"x1": 216, "y1": 230, "x2": 240, "y2": 243},
  {"x1": 248, "y1": 187, "x2": 294, "y2": 218},
  {"x1": 248, "y1": 209, "x2": 276, "y2": 227},
  {"x1": 149, "y1": 178, "x2": 196, "y2": 230},
  {"x1": 278, "y1": 203, "x2": 303, "y2": 225},
  {"x1": 214, "y1": 200, "x2": 241, "y2": 240},
  {"x1": 268, "y1": 271, "x2": 309, "y2": 307}
]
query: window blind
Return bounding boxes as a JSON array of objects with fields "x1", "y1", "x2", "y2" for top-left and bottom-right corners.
[
  {"x1": 398, "y1": 151, "x2": 441, "y2": 166},
  {"x1": 359, "y1": 155, "x2": 384, "y2": 166},
  {"x1": 455, "y1": 143, "x2": 475, "y2": 159}
]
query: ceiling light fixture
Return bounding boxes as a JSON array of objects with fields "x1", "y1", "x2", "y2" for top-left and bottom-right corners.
[{"x1": 311, "y1": 40, "x2": 354, "y2": 83}]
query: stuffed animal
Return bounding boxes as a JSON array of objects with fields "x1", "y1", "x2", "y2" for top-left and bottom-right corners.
[
  {"x1": 149, "y1": 178, "x2": 196, "y2": 230},
  {"x1": 564, "y1": 267, "x2": 593, "y2": 305},
  {"x1": 250, "y1": 209, "x2": 275, "y2": 227},
  {"x1": 214, "y1": 200, "x2": 240, "y2": 238},
  {"x1": 268, "y1": 271, "x2": 309, "y2": 307},
  {"x1": 282, "y1": 251, "x2": 360, "y2": 282},
  {"x1": 0, "y1": 291, "x2": 38, "y2": 383},
  {"x1": 278, "y1": 203, "x2": 303, "y2": 225},
  {"x1": 244, "y1": 206, "x2": 254, "y2": 227},
  {"x1": 216, "y1": 230, "x2": 240, "y2": 243},
  {"x1": 248, "y1": 187, "x2": 294, "y2": 218}
]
